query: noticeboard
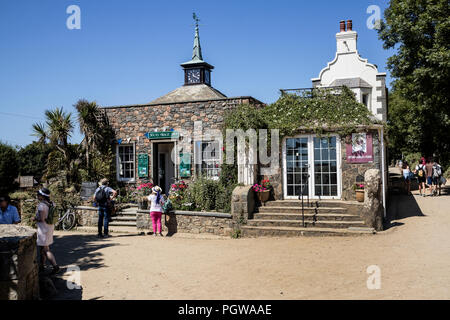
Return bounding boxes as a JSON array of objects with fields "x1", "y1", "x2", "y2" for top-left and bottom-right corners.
[
  {"x1": 138, "y1": 153, "x2": 149, "y2": 178},
  {"x1": 179, "y1": 153, "x2": 191, "y2": 178}
]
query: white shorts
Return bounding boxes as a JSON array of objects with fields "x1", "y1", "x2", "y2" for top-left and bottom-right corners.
[{"x1": 37, "y1": 222, "x2": 54, "y2": 247}]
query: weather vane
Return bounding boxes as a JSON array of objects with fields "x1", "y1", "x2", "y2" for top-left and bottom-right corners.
[{"x1": 192, "y1": 12, "x2": 200, "y2": 28}]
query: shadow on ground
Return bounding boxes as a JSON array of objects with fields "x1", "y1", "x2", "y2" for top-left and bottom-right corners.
[{"x1": 45, "y1": 233, "x2": 122, "y2": 300}]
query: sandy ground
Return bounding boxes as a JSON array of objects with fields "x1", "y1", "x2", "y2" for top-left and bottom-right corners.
[{"x1": 50, "y1": 186, "x2": 450, "y2": 300}]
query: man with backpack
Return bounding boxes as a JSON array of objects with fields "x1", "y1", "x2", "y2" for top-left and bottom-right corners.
[
  {"x1": 415, "y1": 157, "x2": 427, "y2": 197},
  {"x1": 93, "y1": 178, "x2": 117, "y2": 238},
  {"x1": 433, "y1": 160, "x2": 443, "y2": 196}
]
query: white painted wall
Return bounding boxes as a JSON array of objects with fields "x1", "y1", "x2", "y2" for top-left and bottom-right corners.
[{"x1": 312, "y1": 29, "x2": 387, "y2": 121}]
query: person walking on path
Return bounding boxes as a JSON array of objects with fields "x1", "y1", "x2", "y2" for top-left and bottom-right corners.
[
  {"x1": 93, "y1": 178, "x2": 117, "y2": 238},
  {"x1": 415, "y1": 157, "x2": 427, "y2": 197},
  {"x1": 148, "y1": 186, "x2": 165, "y2": 237},
  {"x1": 402, "y1": 161, "x2": 412, "y2": 195},
  {"x1": 425, "y1": 157, "x2": 436, "y2": 196},
  {"x1": 0, "y1": 195, "x2": 21, "y2": 224},
  {"x1": 33, "y1": 188, "x2": 60, "y2": 275},
  {"x1": 433, "y1": 160, "x2": 444, "y2": 196}
]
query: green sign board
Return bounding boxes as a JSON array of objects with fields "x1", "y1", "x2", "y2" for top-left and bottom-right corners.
[
  {"x1": 145, "y1": 131, "x2": 179, "y2": 140},
  {"x1": 138, "y1": 154, "x2": 149, "y2": 178},
  {"x1": 179, "y1": 153, "x2": 191, "y2": 178}
]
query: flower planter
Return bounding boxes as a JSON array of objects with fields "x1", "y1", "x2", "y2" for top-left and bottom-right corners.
[
  {"x1": 355, "y1": 190, "x2": 365, "y2": 202},
  {"x1": 257, "y1": 190, "x2": 271, "y2": 206}
]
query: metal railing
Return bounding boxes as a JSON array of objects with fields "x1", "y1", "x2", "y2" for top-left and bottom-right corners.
[{"x1": 298, "y1": 175, "x2": 310, "y2": 228}]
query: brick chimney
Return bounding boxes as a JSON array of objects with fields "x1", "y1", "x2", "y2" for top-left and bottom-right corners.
[
  {"x1": 347, "y1": 20, "x2": 353, "y2": 31},
  {"x1": 336, "y1": 19, "x2": 358, "y2": 53},
  {"x1": 340, "y1": 20, "x2": 346, "y2": 32}
]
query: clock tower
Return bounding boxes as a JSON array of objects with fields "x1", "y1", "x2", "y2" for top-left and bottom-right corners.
[{"x1": 181, "y1": 14, "x2": 214, "y2": 86}]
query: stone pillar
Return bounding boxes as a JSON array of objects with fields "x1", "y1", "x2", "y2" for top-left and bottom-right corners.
[
  {"x1": 0, "y1": 225, "x2": 39, "y2": 300},
  {"x1": 362, "y1": 169, "x2": 384, "y2": 231},
  {"x1": 231, "y1": 185, "x2": 255, "y2": 225}
]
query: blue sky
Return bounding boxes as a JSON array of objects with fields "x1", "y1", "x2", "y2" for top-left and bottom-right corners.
[{"x1": 0, "y1": 0, "x2": 392, "y2": 147}]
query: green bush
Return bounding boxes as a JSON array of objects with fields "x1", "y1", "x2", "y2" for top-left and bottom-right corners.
[
  {"x1": 21, "y1": 200, "x2": 37, "y2": 228},
  {"x1": 404, "y1": 152, "x2": 422, "y2": 167},
  {"x1": 444, "y1": 167, "x2": 450, "y2": 180},
  {"x1": 0, "y1": 142, "x2": 19, "y2": 195}
]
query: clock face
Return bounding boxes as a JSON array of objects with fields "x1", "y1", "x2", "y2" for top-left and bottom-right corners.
[
  {"x1": 186, "y1": 69, "x2": 201, "y2": 84},
  {"x1": 204, "y1": 70, "x2": 210, "y2": 85}
]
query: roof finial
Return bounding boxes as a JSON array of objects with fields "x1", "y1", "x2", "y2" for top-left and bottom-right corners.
[{"x1": 191, "y1": 12, "x2": 203, "y2": 61}]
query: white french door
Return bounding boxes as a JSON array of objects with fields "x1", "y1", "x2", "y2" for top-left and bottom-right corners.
[{"x1": 283, "y1": 135, "x2": 341, "y2": 200}]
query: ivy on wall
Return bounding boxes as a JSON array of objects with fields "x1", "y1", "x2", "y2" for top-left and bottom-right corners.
[{"x1": 223, "y1": 86, "x2": 382, "y2": 139}]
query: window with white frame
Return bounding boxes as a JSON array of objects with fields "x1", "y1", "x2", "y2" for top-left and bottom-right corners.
[
  {"x1": 195, "y1": 141, "x2": 221, "y2": 179},
  {"x1": 117, "y1": 144, "x2": 135, "y2": 181}
]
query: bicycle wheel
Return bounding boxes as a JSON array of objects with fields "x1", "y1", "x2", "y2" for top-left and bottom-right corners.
[{"x1": 62, "y1": 212, "x2": 76, "y2": 231}]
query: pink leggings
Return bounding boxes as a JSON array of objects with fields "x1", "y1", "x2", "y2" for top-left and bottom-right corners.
[{"x1": 150, "y1": 211, "x2": 162, "y2": 233}]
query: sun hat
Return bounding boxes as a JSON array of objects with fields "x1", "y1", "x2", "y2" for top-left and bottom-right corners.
[
  {"x1": 152, "y1": 186, "x2": 162, "y2": 193},
  {"x1": 37, "y1": 188, "x2": 51, "y2": 199}
]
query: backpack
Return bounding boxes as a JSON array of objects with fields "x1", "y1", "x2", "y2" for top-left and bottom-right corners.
[
  {"x1": 45, "y1": 202, "x2": 58, "y2": 225},
  {"x1": 417, "y1": 165, "x2": 425, "y2": 178},
  {"x1": 162, "y1": 198, "x2": 173, "y2": 214},
  {"x1": 95, "y1": 187, "x2": 108, "y2": 205},
  {"x1": 433, "y1": 164, "x2": 442, "y2": 178}
]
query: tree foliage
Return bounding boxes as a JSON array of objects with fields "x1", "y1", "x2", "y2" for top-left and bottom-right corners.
[
  {"x1": 17, "y1": 142, "x2": 51, "y2": 181},
  {"x1": 0, "y1": 142, "x2": 19, "y2": 194},
  {"x1": 378, "y1": 0, "x2": 450, "y2": 166}
]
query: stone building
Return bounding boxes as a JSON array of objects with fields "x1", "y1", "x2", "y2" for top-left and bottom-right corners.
[
  {"x1": 266, "y1": 20, "x2": 388, "y2": 207},
  {"x1": 103, "y1": 19, "x2": 387, "y2": 216},
  {"x1": 103, "y1": 23, "x2": 263, "y2": 193}
]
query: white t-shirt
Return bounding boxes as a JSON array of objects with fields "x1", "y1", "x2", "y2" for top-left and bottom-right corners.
[{"x1": 147, "y1": 194, "x2": 165, "y2": 213}]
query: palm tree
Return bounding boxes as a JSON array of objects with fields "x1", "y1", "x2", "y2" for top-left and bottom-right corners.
[
  {"x1": 75, "y1": 99, "x2": 103, "y2": 174},
  {"x1": 32, "y1": 107, "x2": 74, "y2": 181}
]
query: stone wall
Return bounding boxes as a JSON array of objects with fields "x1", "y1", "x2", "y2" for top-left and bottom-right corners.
[
  {"x1": 75, "y1": 206, "x2": 98, "y2": 227},
  {"x1": 0, "y1": 225, "x2": 39, "y2": 300},
  {"x1": 137, "y1": 210, "x2": 233, "y2": 236},
  {"x1": 104, "y1": 97, "x2": 263, "y2": 186},
  {"x1": 341, "y1": 130, "x2": 381, "y2": 201}
]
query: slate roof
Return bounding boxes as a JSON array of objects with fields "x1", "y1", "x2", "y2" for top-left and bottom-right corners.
[
  {"x1": 150, "y1": 84, "x2": 227, "y2": 104},
  {"x1": 329, "y1": 78, "x2": 372, "y2": 88}
]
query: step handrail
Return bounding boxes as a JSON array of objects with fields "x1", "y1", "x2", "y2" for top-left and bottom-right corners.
[{"x1": 298, "y1": 175, "x2": 310, "y2": 227}]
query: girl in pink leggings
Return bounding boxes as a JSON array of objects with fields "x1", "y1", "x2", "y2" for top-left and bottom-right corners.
[{"x1": 148, "y1": 186, "x2": 165, "y2": 236}]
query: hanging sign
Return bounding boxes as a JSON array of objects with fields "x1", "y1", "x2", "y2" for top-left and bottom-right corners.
[
  {"x1": 138, "y1": 153, "x2": 149, "y2": 178},
  {"x1": 179, "y1": 153, "x2": 191, "y2": 178},
  {"x1": 346, "y1": 133, "x2": 374, "y2": 163},
  {"x1": 145, "y1": 131, "x2": 179, "y2": 140}
]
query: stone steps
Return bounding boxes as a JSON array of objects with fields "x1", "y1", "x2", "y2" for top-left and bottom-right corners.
[
  {"x1": 247, "y1": 219, "x2": 367, "y2": 229},
  {"x1": 258, "y1": 206, "x2": 346, "y2": 214},
  {"x1": 253, "y1": 212, "x2": 362, "y2": 221},
  {"x1": 241, "y1": 225, "x2": 376, "y2": 237},
  {"x1": 108, "y1": 221, "x2": 137, "y2": 227},
  {"x1": 112, "y1": 216, "x2": 136, "y2": 222},
  {"x1": 264, "y1": 200, "x2": 361, "y2": 208},
  {"x1": 243, "y1": 199, "x2": 370, "y2": 237}
]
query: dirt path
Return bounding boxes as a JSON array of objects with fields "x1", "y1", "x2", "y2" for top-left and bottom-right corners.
[{"x1": 50, "y1": 188, "x2": 450, "y2": 300}]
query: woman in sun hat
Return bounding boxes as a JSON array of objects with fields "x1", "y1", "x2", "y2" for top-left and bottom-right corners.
[
  {"x1": 33, "y1": 188, "x2": 60, "y2": 274},
  {"x1": 147, "y1": 185, "x2": 165, "y2": 236}
]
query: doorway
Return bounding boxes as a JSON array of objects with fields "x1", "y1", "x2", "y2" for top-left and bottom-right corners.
[
  {"x1": 282, "y1": 135, "x2": 341, "y2": 199},
  {"x1": 152, "y1": 142, "x2": 176, "y2": 195}
]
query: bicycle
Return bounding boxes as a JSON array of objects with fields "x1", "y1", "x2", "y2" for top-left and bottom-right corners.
[{"x1": 55, "y1": 206, "x2": 77, "y2": 231}]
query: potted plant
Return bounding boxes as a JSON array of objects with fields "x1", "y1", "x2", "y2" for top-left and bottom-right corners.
[
  {"x1": 136, "y1": 182, "x2": 154, "y2": 209},
  {"x1": 353, "y1": 183, "x2": 365, "y2": 202},
  {"x1": 253, "y1": 179, "x2": 272, "y2": 206}
]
